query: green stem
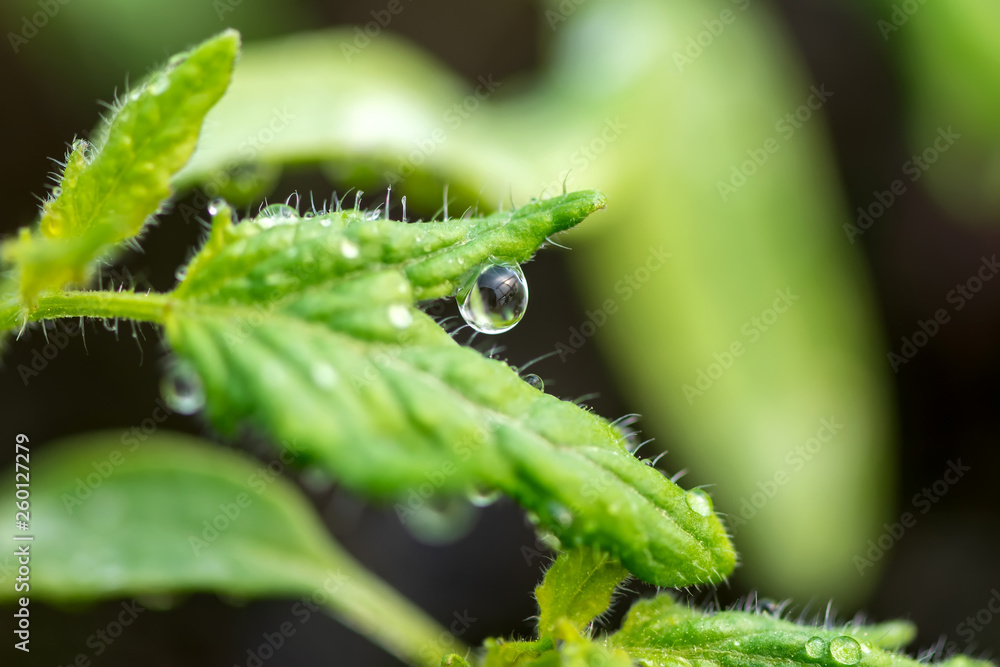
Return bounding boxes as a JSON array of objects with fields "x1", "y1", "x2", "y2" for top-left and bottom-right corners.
[
  {"x1": 1, "y1": 290, "x2": 171, "y2": 332},
  {"x1": 321, "y1": 552, "x2": 467, "y2": 667}
]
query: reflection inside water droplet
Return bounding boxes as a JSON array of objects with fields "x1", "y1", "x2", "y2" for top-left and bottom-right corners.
[
  {"x1": 685, "y1": 489, "x2": 713, "y2": 517},
  {"x1": 160, "y1": 360, "x2": 205, "y2": 415},
  {"x1": 458, "y1": 263, "x2": 528, "y2": 334}
]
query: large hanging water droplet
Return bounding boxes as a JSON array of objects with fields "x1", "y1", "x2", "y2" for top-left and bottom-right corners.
[
  {"x1": 160, "y1": 360, "x2": 205, "y2": 415},
  {"x1": 403, "y1": 497, "x2": 478, "y2": 545},
  {"x1": 256, "y1": 203, "x2": 297, "y2": 229},
  {"x1": 522, "y1": 373, "x2": 544, "y2": 391},
  {"x1": 805, "y1": 637, "x2": 827, "y2": 660},
  {"x1": 685, "y1": 489, "x2": 713, "y2": 517},
  {"x1": 830, "y1": 637, "x2": 861, "y2": 665},
  {"x1": 458, "y1": 263, "x2": 528, "y2": 334}
]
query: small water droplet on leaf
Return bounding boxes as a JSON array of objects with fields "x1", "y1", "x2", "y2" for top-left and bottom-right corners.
[
  {"x1": 685, "y1": 489, "x2": 713, "y2": 517},
  {"x1": 388, "y1": 304, "x2": 413, "y2": 329},
  {"x1": 523, "y1": 373, "x2": 544, "y2": 391},
  {"x1": 207, "y1": 197, "x2": 226, "y2": 216},
  {"x1": 340, "y1": 239, "x2": 360, "y2": 259},
  {"x1": 830, "y1": 637, "x2": 861, "y2": 665},
  {"x1": 805, "y1": 637, "x2": 827, "y2": 659}
]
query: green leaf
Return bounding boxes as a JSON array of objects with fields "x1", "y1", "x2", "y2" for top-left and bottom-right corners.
[
  {"x1": 170, "y1": 11, "x2": 897, "y2": 604},
  {"x1": 162, "y1": 193, "x2": 737, "y2": 588},
  {"x1": 607, "y1": 594, "x2": 977, "y2": 667},
  {"x1": 1, "y1": 430, "x2": 454, "y2": 666},
  {"x1": 483, "y1": 636, "x2": 633, "y2": 667},
  {"x1": 1, "y1": 29, "x2": 239, "y2": 308},
  {"x1": 535, "y1": 547, "x2": 629, "y2": 642}
]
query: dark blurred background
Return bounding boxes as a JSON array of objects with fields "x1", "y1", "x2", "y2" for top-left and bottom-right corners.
[{"x1": 1, "y1": 0, "x2": 998, "y2": 665}]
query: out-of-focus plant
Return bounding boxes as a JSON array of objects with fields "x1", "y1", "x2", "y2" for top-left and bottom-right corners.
[{"x1": 866, "y1": 0, "x2": 1000, "y2": 221}]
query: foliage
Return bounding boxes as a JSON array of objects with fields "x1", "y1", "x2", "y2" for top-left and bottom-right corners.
[{"x1": 0, "y1": 24, "x2": 991, "y2": 667}]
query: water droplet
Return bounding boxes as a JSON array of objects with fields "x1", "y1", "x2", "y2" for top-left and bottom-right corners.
[
  {"x1": 311, "y1": 363, "x2": 338, "y2": 389},
  {"x1": 830, "y1": 637, "x2": 861, "y2": 665},
  {"x1": 340, "y1": 239, "x2": 360, "y2": 259},
  {"x1": 548, "y1": 502, "x2": 573, "y2": 527},
  {"x1": 256, "y1": 203, "x2": 297, "y2": 229},
  {"x1": 537, "y1": 529, "x2": 563, "y2": 551},
  {"x1": 388, "y1": 304, "x2": 413, "y2": 329},
  {"x1": 805, "y1": 637, "x2": 827, "y2": 660},
  {"x1": 685, "y1": 489, "x2": 713, "y2": 517},
  {"x1": 403, "y1": 498, "x2": 478, "y2": 545},
  {"x1": 160, "y1": 360, "x2": 205, "y2": 415},
  {"x1": 523, "y1": 374, "x2": 544, "y2": 391},
  {"x1": 207, "y1": 197, "x2": 226, "y2": 216},
  {"x1": 465, "y1": 485, "x2": 501, "y2": 507},
  {"x1": 174, "y1": 265, "x2": 188, "y2": 282},
  {"x1": 458, "y1": 263, "x2": 528, "y2": 334},
  {"x1": 148, "y1": 75, "x2": 168, "y2": 95}
]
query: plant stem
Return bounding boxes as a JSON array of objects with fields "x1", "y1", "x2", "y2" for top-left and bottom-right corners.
[
  {"x1": 320, "y1": 552, "x2": 466, "y2": 667},
  {"x1": 1, "y1": 290, "x2": 171, "y2": 332}
]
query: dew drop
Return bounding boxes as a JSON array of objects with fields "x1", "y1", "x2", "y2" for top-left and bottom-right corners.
[
  {"x1": 148, "y1": 75, "x2": 168, "y2": 95},
  {"x1": 160, "y1": 360, "x2": 205, "y2": 415},
  {"x1": 458, "y1": 263, "x2": 528, "y2": 334},
  {"x1": 256, "y1": 203, "x2": 297, "y2": 229},
  {"x1": 404, "y1": 498, "x2": 478, "y2": 545},
  {"x1": 830, "y1": 637, "x2": 861, "y2": 665},
  {"x1": 174, "y1": 265, "x2": 188, "y2": 282},
  {"x1": 207, "y1": 197, "x2": 226, "y2": 217},
  {"x1": 465, "y1": 485, "x2": 501, "y2": 507},
  {"x1": 340, "y1": 239, "x2": 360, "y2": 259},
  {"x1": 388, "y1": 304, "x2": 413, "y2": 329},
  {"x1": 522, "y1": 374, "x2": 544, "y2": 391},
  {"x1": 805, "y1": 637, "x2": 827, "y2": 660},
  {"x1": 685, "y1": 489, "x2": 713, "y2": 517},
  {"x1": 548, "y1": 502, "x2": 573, "y2": 527}
]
